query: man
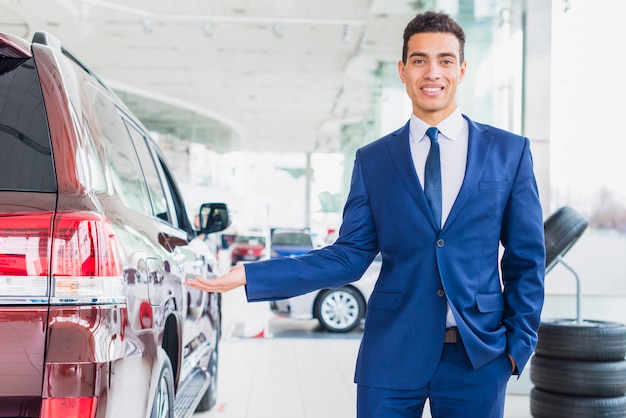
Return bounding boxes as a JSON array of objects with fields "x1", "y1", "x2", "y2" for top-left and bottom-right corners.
[{"x1": 185, "y1": 11, "x2": 545, "y2": 418}]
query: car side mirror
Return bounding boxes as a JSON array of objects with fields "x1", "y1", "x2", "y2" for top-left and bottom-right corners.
[{"x1": 199, "y1": 202, "x2": 230, "y2": 235}]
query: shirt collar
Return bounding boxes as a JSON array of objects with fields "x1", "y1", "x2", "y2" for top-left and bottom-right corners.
[{"x1": 410, "y1": 108, "x2": 464, "y2": 143}]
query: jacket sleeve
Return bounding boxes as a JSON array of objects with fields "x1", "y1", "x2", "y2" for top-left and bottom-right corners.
[
  {"x1": 500, "y1": 138, "x2": 546, "y2": 375},
  {"x1": 245, "y1": 152, "x2": 379, "y2": 302}
]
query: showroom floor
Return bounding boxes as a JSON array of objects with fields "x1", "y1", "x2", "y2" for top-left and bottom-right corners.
[{"x1": 192, "y1": 269, "x2": 533, "y2": 418}]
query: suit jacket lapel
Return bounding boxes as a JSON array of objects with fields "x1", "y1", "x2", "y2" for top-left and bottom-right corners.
[
  {"x1": 443, "y1": 115, "x2": 493, "y2": 231},
  {"x1": 386, "y1": 121, "x2": 439, "y2": 230}
]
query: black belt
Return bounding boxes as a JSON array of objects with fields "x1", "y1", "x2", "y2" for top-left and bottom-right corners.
[{"x1": 444, "y1": 327, "x2": 460, "y2": 344}]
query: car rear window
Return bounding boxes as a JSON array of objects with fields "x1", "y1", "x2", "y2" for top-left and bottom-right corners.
[
  {"x1": 0, "y1": 57, "x2": 56, "y2": 192},
  {"x1": 236, "y1": 235, "x2": 266, "y2": 245}
]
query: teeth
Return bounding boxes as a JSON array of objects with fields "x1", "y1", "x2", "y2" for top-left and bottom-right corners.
[{"x1": 423, "y1": 87, "x2": 442, "y2": 92}]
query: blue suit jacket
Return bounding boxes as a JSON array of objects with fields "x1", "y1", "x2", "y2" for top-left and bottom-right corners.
[{"x1": 245, "y1": 116, "x2": 545, "y2": 390}]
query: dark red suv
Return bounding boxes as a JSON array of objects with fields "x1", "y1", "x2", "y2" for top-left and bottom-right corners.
[{"x1": 0, "y1": 31, "x2": 229, "y2": 418}]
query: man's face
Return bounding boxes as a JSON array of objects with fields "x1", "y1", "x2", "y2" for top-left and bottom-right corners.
[{"x1": 398, "y1": 32, "x2": 466, "y2": 125}]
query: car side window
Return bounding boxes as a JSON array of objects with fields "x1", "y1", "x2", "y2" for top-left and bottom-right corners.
[
  {"x1": 87, "y1": 86, "x2": 152, "y2": 215},
  {"x1": 124, "y1": 120, "x2": 172, "y2": 224},
  {"x1": 149, "y1": 144, "x2": 193, "y2": 234},
  {"x1": 0, "y1": 57, "x2": 56, "y2": 192}
]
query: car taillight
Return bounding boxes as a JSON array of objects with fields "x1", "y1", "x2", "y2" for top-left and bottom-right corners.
[
  {"x1": 51, "y1": 211, "x2": 125, "y2": 304},
  {"x1": 0, "y1": 212, "x2": 51, "y2": 298},
  {"x1": 40, "y1": 396, "x2": 97, "y2": 418},
  {"x1": 0, "y1": 211, "x2": 125, "y2": 303}
]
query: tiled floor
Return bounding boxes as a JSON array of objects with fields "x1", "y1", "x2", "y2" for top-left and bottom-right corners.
[
  {"x1": 193, "y1": 286, "x2": 533, "y2": 418},
  {"x1": 196, "y1": 338, "x2": 532, "y2": 418}
]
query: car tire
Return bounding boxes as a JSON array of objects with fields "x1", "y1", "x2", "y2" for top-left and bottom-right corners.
[
  {"x1": 531, "y1": 355, "x2": 626, "y2": 397},
  {"x1": 530, "y1": 387, "x2": 626, "y2": 418},
  {"x1": 150, "y1": 352, "x2": 175, "y2": 418},
  {"x1": 314, "y1": 286, "x2": 366, "y2": 333},
  {"x1": 195, "y1": 343, "x2": 219, "y2": 412},
  {"x1": 536, "y1": 318, "x2": 626, "y2": 361},
  {"x1": 544, "y1": 206, "x2": 588, "y2": 273}
]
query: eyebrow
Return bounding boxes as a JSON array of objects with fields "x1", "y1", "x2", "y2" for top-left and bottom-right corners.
[{"x1": 408, "y1": 51, "x2": 457, "y2": 59}]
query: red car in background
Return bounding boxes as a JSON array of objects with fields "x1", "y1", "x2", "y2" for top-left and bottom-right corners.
[
  {"x1": 0, "y1": 31, "x2": 229, "y2": 418},
  {"x1": 230, "y1": 234, "x2": 267, "y2": 265}
]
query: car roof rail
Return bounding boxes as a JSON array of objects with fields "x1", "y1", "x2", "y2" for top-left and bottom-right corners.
[
  {"x1": 31, "y1": 30, "x2": 59, "y2": 47},
  {"x1": 31, "y1": 30, "x2": 116, "y2": 96}
]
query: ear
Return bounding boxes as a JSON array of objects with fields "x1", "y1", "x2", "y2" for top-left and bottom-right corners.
[
  {"x1": 397, "y1": 60, "x2": 406, "y2": 83},
  {"x1": 459, "y1": 60, "x2": 467, "y2": 83}
]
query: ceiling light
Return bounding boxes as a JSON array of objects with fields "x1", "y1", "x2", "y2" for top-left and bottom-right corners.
[
  {"x1": 79, "y1": 2, "x2": 90, "y2": 20},
  {"x1": 142, "y1": 18, "x2": 153, "y2": 33},
  {"x1": 202, "y1": 22, "x2": 213, "y2": 37},
  {"x1": 343, "y1": 24, "x2": 352, "y2": 42},
  {"x1": 272, "y1": 24, "x2": 282, "y2": 39},
  {"x1": 563, "y1": 0, "x2": 572, "y2": 13}
]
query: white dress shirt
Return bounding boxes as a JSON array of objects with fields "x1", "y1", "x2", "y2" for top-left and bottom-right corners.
[{"x1": 409, "y1": 108, "x2": 469, "y2": 328}]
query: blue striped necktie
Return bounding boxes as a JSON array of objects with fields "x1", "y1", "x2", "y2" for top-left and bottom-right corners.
[{"x1": 424, "y1": 127, "x2": 442, "y2": 228}]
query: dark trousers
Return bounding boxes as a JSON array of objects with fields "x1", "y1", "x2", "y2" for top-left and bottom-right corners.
[{"x1": 357, "y1": 342, "x2": 511, "y2": 418}]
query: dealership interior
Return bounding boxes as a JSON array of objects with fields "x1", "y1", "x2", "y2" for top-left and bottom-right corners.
[{"x1": 2, "y1": 0, "x2": 626, "y2": 417}]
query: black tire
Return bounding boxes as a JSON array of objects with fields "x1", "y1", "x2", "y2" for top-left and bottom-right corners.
[
  {"x1": 196, "y1": 293, "x2": 221, "y2": 412},
  {"x1": 195, "y1": 344, "x2": 219, "y2": 412},
  {"x1": 530, "y1": 387, "x2": 626, "y2": 418},
  {"x1": 314, "y1": 286, "x2": 366, "y2": 333},
  {"x1": 531, "y1": 355, "x2": 626, "y2": 397},
  {"x1": 150, "y1": 353, "x2": 175, "y2": 418},
  {"x1": 536, "y1": 319, "x2": 626, "y2": 361},
  {"x1": 544, "y1": 206, "x2": 588, "y2": 273}
]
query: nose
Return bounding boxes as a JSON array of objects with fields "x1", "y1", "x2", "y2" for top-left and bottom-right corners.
[{"x1": 424, "y1": 62, "x2": 441, "y2": 80}]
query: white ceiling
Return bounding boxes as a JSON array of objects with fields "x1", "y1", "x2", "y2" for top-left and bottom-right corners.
[{"x1": 0, "y1": 0, "x2": 435, "y2": 153}]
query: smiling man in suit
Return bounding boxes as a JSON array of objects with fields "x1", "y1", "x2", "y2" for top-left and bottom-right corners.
[{"x1": 185, "y1": 11, "x2": 545, "y2": 418}]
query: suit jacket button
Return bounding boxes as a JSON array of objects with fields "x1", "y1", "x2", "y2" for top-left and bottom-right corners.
[
  {"x1": 436, "y1": 239, "x2": 445, "y2": 247},
  {"x1": 436, "y1": 289, "x2": 445, "y2": 297}
]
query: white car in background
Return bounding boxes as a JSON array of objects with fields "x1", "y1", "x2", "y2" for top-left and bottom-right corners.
[{"x1": 270, "y1": 254, "x2": 382, "y2": 332}]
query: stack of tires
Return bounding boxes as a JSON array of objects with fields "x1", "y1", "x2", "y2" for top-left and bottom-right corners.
[
  {"x1": 530, "y1": 319, "x2": 626, "y2": 417},
  {"x1": 531, "y1": 206, "x2": 626, "y2": 417}
]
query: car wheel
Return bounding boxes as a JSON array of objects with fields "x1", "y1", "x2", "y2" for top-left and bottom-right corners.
[
  {"x1": 530, "y1": 387, "x2": 626, "y2": 418},
  {"x1": 195, "y1": 344, "x2": 219, "y2": 412},
  {"x1": 544, "y1": 206, "x2": 588, "y2": 273},
  {"x1": 536, "y1": 319, "x2": 626, "y2": 361},
  {"x1": 314, "y1": 287, "x2": 365, "y2": 333},
  {"x1": 150, "y1": 353, "x2": 174, "y2": 418},
  {"x1": 531, "y1": 355, "x2": 626, "y2": 397}
]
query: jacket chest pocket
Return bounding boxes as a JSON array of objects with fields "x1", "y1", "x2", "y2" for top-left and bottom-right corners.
[{"x1": 478, "y1": 180, "x2": 509, "y2": 191}]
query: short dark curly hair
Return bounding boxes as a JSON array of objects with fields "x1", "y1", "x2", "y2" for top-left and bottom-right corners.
[{"x1": 401, "y1": 11, "x2": 466, "y2": 64}]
